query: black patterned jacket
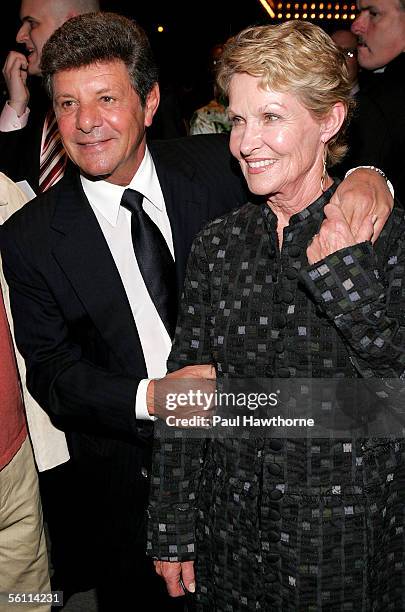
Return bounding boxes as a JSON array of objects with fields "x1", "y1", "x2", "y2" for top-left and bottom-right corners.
[{"x1": 148, "y1": 184, "x2": 405, "y2": 610}]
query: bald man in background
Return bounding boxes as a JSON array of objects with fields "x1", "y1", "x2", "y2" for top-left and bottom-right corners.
[{"x1": 0, "y1": 0, "x2": 100, "y2": 193}]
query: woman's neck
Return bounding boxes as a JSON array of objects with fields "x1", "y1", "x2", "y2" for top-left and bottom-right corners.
[{"x1": 269, "y1": 175, "x2": 333, "y2": 248}]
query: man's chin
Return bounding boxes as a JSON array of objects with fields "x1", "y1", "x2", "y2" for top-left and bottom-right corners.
[
  {"x1": 27, "y1": 64, "x2": 41, "y2": 77},
  {"x1": 357, "y1": 47, "x2": 376, "y2": 70},
  {"x1": 72, "y1": 158, "x2": 115, "y2": 181},
  {"x1": 26, "y1": 54, "x2": 41, "y2": 76}
]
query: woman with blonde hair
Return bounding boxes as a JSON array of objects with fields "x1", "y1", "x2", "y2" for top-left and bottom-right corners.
[{"x1": 149, "y1": 20, "x2": 405, "y2": 610}]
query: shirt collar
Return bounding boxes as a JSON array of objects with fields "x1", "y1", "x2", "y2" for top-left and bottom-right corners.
[
  {"x1": 262, "y1": 181, "x2": 339, "y2": 232},
  {"x1": 80, "y1": 146, "x2": 162, "y2": 227}
]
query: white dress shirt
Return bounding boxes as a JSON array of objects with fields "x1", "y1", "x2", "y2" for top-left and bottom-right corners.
[{"x1": 81, "y1": 146, "x2": 173, "y2": 420}]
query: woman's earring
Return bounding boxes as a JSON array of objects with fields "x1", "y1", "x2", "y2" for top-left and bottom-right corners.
[{"x1": 321, "y1": 149, "x2": 328, "y2": 192}]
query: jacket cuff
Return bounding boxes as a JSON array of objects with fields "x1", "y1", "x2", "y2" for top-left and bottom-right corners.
[
  {"x1": 147, "y1": 501, "x2": 197, "y2": 561},
  {"x1": 300, "y1": 242, "x2": 385, "y2": 320}
]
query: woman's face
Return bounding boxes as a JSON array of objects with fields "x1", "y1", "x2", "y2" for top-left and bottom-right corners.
[{"x1": 228, "y1": 73, "x2": 326, "y2": 200}]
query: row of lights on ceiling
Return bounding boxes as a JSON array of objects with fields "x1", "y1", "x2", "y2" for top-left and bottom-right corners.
[
  {"x1": 279, "y1": 3, "x2": 356, "y2": 8},
  {"x1": 156, "y1": 1, "x2": 358, "y2": 32},
  {"x1": 276, "y1": 2, "x2": 356, "y2": 19},
  {"x1": 277, "y1": 12, "x2": 356, "y2": 18}
]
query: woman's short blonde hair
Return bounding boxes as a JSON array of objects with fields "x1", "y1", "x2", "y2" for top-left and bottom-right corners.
[{"x1": 217, "y1": 20, "x2": 355, "y2": 167}]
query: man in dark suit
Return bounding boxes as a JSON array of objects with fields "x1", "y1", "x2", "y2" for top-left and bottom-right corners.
[
  {"x1": 0, "y1": 10, "x2": 395, "y2": 609},
  {"x1": 345, "y1": 0, "x2": 405, "y2": 204}
]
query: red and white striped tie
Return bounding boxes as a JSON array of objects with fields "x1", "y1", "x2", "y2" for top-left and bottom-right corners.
[{"x1": 39, "y1": 109, "x2": 67, "y2": 193}]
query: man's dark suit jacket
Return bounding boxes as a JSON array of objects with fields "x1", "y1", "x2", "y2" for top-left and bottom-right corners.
[
  {"x1": 340, "y1": 54, "x2": 405, "y2": 206},
  {"x1": 0, "y1": 133, "x2": 248, "y2": 596}
]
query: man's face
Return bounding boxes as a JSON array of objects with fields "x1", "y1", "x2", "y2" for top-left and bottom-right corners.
[
  {"x1": 53, "y1": 60, "x2": 159, "y2": 185},
  {"x1": 16, "y1": 0, "x2": 66, "y2": 75},
  {"x1": 351, "y1": 0, "x2": 405, "y2": 70}
]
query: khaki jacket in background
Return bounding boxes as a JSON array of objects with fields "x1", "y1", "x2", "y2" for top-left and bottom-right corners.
[{"x1": 0, "y1": 172, "x2": 69, "y2": 471}]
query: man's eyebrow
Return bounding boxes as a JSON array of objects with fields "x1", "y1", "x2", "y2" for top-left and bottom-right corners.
[{"x1": 55, "y1": 87, "x2": 115, "y2": 99}]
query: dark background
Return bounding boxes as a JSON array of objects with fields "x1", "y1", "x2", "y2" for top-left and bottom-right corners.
[
  {"x1": 0, "y1": 1, "x2": 272, "y2": 87},
  {"x1": 0, "y1": 2, "x2": 354, "y2": 124}
]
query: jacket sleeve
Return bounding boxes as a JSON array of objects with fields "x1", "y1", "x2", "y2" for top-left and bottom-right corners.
[
  {"x1": 148, "y1": 232, "x2": 212, "y2": 561},
  {"x1": 300, "y1": 237, "x2": 405, "y2": 379}
]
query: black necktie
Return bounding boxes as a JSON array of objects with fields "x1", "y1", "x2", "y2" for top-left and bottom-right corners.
[{"x1": 120, "y1": 188, "x2": 177, "y2": 338}]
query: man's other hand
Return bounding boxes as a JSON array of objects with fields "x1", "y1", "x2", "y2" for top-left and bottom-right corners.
[
  {"x1": 332, "y1": 168, "x2": 393, "y2": 243},
  {"x1": 147, "y1": 364, "x2": 216, "y2": 420}
]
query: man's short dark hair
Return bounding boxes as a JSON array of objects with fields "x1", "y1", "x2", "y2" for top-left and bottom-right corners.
[{"x1": 41, "y1": 12, "x2": 158, "y2": 106}]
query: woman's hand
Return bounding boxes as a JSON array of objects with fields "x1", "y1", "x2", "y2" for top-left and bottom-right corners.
[
  {"x1": 154, "y1": 560, "x2": 196, "y2": 597},
  {"x1": 307, "y1": 202, "x2": 375, "y2": 264}
]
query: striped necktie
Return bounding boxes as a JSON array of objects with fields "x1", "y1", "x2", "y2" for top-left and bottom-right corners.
[{"x1": 39, "y1": 109, "x2": 67, "y2": 192}]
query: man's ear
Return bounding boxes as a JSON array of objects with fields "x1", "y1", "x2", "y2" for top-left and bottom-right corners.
[
  {"x1": 144, "y1": 83, "x2": 160, "y2": 128},
  {"x1": 320, "y1": 102, "x2": 346, "y2": 143}
]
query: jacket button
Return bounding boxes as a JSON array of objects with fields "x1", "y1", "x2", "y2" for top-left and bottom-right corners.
[
  {"x1": 269, "y1": 489, "x2": 283, "y2": 501},
  {"x1": 267, "y1": 552, "x2": 280, "y2": 564},
  {"x1": 286, "y1": 267, "x2": 298, "y2": 280},
  {"x1": 275, "y1": 314, "x2": 287, "y2": 328},
  {"x1": 269, "y1": 439, "x2": 283, "y2": 452},
  {"x1": 268, "y1": 530, "x2": 281, "y2": 542},
  {"x1": 269, "y1": 509, "x2": 281, "y2": 521},
  {"x1": 282, "y1": 290, "x2": 294, "y2": 304},
  {"x1": 268, "y1": 462, "x2": 282, "y2": 476}
]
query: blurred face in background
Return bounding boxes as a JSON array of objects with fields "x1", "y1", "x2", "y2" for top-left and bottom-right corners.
[
  {"x1": 351, "y1": 0, "x2": 405, "y2": 70},
  {"x1": 16, "y1": 0, "x2": 68, "y2": 75},
  {"x1": 209, "y1": 43, "x2": 225, "y2": 74},
  {"x1": 331, "y1": 30, "x2": 359, "y2": 86}
]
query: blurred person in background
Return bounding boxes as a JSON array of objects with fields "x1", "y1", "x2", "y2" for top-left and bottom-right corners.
[
  {"x1": 344, "y1": 0, "x2": 405, "y2": 203},
  {"x1": 190, "y1": 42, "x2": 231, "y2": 135},
  {"x1": 0, "y1": 174, "x2": 51, "y2": 612},
  {"x1": 331, "y1": 28, "x2": 359, "y2": 96},
  {"x1": 0, "y1": 0, "x2": 100, "y2": 193}
]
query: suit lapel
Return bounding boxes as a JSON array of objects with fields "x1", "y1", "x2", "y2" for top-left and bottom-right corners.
[
  {"x1": 149, "y1": 143, "x2": 210, "y2": 299},
  {"x1": 50, "y1": 172, "x2": 146, "y2": 374}
]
